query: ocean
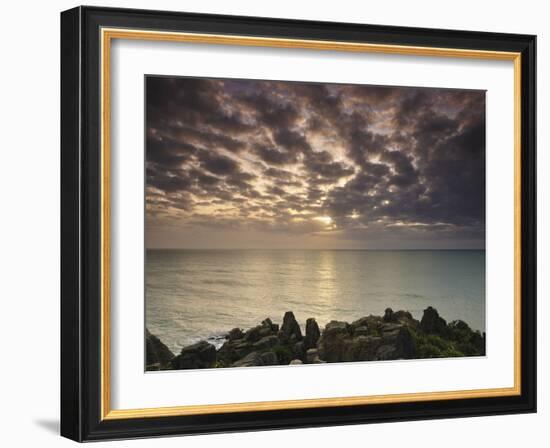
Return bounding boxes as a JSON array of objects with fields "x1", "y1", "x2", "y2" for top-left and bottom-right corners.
[{"x1": 145, "y1": 249, "x2": 486, "y2": 354}]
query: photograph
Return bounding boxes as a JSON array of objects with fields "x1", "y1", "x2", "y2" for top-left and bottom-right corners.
[
  {"x1": 57, "y1": 4, "x2": 537, "y2": 442},
  {"x1": 144, "y1": 76, "x2": 487, "y2": 371}
]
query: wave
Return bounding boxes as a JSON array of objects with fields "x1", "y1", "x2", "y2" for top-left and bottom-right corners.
[{"x1": 201, "y1": 278, "x2": 250, "y2": 287}]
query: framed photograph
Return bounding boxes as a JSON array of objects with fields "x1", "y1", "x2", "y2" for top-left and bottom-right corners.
[{"x1": 60, "y1": 6, "x2": 536, "y2": 441}]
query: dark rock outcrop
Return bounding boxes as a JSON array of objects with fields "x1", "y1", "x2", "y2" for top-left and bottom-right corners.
[
  {"x1": 227, "y1": 327, "x2": 244, "y2": 341},
  {"x1": 304, "y1": 318, "x2": 321, "y2": 349},
  {"x1": 317, "y1": 320, "x2": 352, "y2": 362},
  {"x1": 149, "y1": 306, "x2": 484, "y2": 371},
  {"x1": 145, "y1": 329, "x2": 174, "y2": 370},
  {"x1": 260, "y1": 351, "x2": 279, "y2": 366},
  {"x1": 379, "y1": 324, "x2": 416, "y2": 359},
  {"x1": 420, "y1": 306, "x2": 448, "y2": 335},
  {"x1": 232, "y1": 351, "x2": 263, "y2": 367},
  {"x1": 384, "y1": 308, "x2": 395, "y2": 322},
  {"x1": 171, "y1": 340, "x2": 216, "y2": 370},
  {"x1": 280, "y1": 311, "x2": 303, "y2": 342},
  {"x1": 252, "y1": 335, "x2": 279, "y2": 351}
]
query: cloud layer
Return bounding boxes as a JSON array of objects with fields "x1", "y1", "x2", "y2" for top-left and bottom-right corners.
[{"x1": 146, "y1": 76, "x2": 485, "y2": 249}]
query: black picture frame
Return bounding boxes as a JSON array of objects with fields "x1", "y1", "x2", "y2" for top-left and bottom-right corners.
[{"x1": 61, "y1": 5, "x2": 536, "y2": 442}]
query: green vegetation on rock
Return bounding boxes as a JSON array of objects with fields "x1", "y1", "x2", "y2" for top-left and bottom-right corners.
[{"x1": 145, "y1": 306, "x2": 485, "y2": 371}]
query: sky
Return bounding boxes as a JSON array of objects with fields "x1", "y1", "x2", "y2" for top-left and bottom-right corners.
[{"x1": 145, "y1": 76, "x2": 485, "y2": 250}]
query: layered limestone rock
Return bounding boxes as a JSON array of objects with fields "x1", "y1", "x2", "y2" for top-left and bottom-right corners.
[{"x1": 146, "y1": 306, "x2": 485, "y2": 371}]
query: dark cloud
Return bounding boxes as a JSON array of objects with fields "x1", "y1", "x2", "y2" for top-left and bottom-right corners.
[
  {"x1": 196, "y1": 150, "x2": 239, "y2": 176},
  {"x1": 146, "y1": 76, "x2": 485, "y2": 249}
]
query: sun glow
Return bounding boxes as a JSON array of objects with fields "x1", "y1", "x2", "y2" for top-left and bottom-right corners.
[{"x1": 314, "y1": 216, "x2": 333, "y2": 226}]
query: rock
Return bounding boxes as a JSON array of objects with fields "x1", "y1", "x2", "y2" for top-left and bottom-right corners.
[
  {"x1": 324, "y1": 320, "x2": 350, "y2": 335},
  {"x1": 376, "y1": 344, "x2": 399, "y2": 360},
  {"x1": 146, "y1": 329, "x2": 175, "y2": 369},
  {"x1": 351, "y1": 316, "x2": 370, "y2": 328},
  {"x1": 172, "y1": 340, "x2": 216, "y2": 370},
  {"x1": 317, "y1": 320, "x2": 351, "y2": 362},
  {"x1": 289, "y1": 359, "x2": 303, "y2": 365},
  {"x1": 354, "y1": 325, "x2": 369, "y2": 336},
  {"x1": 394, "y1": 310, "x2": 415, "y2": 324},
  {"x1": 380, "y1": 324, "x2": 416, "y2": 359},
  {"x1": 232, "y1": 351, "x2": 264, "y2": 367},
  {"x1": 260, "y1": 351, "x2": 278, "y2": 366},
  {"x1": 384, "y1": 308, "x2": 395, "y2": 322},
  {"x1": 352, "y1": 315, "x2": 383, "y2": 335},
  {"x1": 293, "y1": 341, "x2": 306, "y2": 361},
  {"x1": 446, "y1": 320, "x2": 486, "y2": 356},
  {"x1": 252, "y1": 335, "x2": 279, "y2": 351},
  {"x1": 259, "y1": 326, "x2": 272, "y2": 337},
  {"x1": 280, "y1": 311, "x2": 303, "y2": 341},
  {"x1": 304, "y1": 318, "x2": 321, "y2": 349},
  {"x1": 420, "y1": 306, "x2": 448, "y2": 335},
  {"x1": 397, "y1": 326, "x2": 417, "y2": 358},
  {"x1": 259, "y1": 318, "x2": 277, "y2": 337},
  {"x1": 261, "y1": 318, "x2": 279, "y2": 333},
  {"x1": 244, "y1": 326, "x2": 263, "y2": 343},
  {"x1": 342, "y1": 336, "x2": 382, "y2": 362},
  {"x1": 380, "y1": 322, "x2": 403, "y2": 335},
  {"x1": 306, "y1": 348, "x2": 320, "y2": 364},
  {"x1": 217, "y1": 338, "x2": 253, "y2": 365},
  {"x1": 227, "y1": 327, "x2": 244, "y2": 341}
]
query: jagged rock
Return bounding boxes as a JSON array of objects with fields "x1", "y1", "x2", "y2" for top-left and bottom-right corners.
[
  {"x1": 260, "y1": 351, "x2": 278, "y2": 366},
  {"x1": 259, "y1": 326, "x2": 272, "y2": 337},
  {"x1": 293, "y1": 341, "x2": 306, "y2": 361},
  {"x1": 152, "y1": 306, "x2": 481, "y2": 369},
  {"x1": 252, "y1": 335, "x2": 279, "y2": 351},
  {"x1": 244, "y1": 326, "x2": 263, "y2": 343},
  {"x1": 262, "y1": 318, "x2": 279, "y2": 333},
  {"x1": 376, "y1": 344, "x2": 399, "y2": 360},
  {"x1": 289, "y1": 359, "x2": 303, "y2": 365},
  {"x1": 447, "y1": 320, "x2": 486, "y2": 356},
  {"x1": 380, "y1": 324, "x2": 416, "y2": 359},
  {"x1": 351, "y1": 316, "x2": 370, "y2": 328},
  {"x1": 317, "y1": 320, "x2": 351, "y2": 362},
  {"x1": 234, "y1": 341, "x2": 253, "y2": 357},
  {"x1": 172, "y1": 340, "x2": 216, "y2": 370},
  {"x1": 353, "y1": 325, "x2": 369, "y2": 336},
  {"x1": 342, "y1": 336, "x2": 382, "y2": 362},
  {"x1": 324, "y1": 320, "x2": 350, "y2": 335},
  {"x1": 145, "y1": 329, "x2": 174, "y2": 369},
  {"x1": 258, "y1": 318, "x2": 277, "y2": 337},
  {"x1": 306, "y1": 348, "x2": 320, "y2": 364},
  {"x1": 384, "y1": 308, "x2": 395, "y2": 322},
  {"x1": 394, "y1": 310, "x2": 415, "y2": 324},
  {"x1": 217, "y1": 339, "x2": 251, "y2": 365},
  {"x1": 232, "y1": 351, "x2": 264, "y2": 367},
  {"x1": 227, "y1": 327, "x2": 244, "y2": 341},
  {"x1": 304, "y1": 318, "x2": 321, "y2": 349},
  {"x1": 380, "y1": 322, "x2": 403, "y2": 335},
  {"x1": 420, "y1": 306, "x2": 448, "y2": 335},
  {"x1": 280, "y1": 311, "x2": 303, "y2": 341}
]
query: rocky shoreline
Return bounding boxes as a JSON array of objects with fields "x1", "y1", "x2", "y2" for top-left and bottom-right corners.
[{"x1": 146, "y1": 306, "x2": 485, "y2": 371}]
